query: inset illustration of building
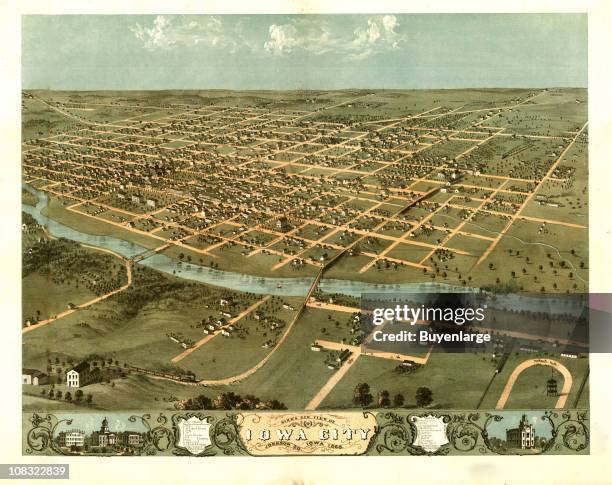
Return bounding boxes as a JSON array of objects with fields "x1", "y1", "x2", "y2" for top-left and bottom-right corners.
[
  {"x1": 89, "y1": 417, "x2": 144, "y2": 448},
  {"x1": 56, "y1": 417, "x2": 145, "y2": 452},
  {"x1": 506, "y1": 414, "x2": 535, "y2": 449},
  {"x1": 57, "y1": 430, "x2": 85, "y2": 448}
]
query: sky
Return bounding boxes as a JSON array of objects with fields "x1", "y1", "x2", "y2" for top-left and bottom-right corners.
[{"x1": 22, "y1": 14, "x2": 587, "y2": 91}]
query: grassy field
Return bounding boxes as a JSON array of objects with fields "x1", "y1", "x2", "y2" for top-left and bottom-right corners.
[
  {"x1": 319, "y1": 352, "x2": 498, "y2": 409},
  {"x1": 22, "y1": 272, "x2": 97, "y2": 323},
  {"x1": 42, "y1": 196, "x2": 162, "y2": 250},
  {"x1": 22, "y1": 189, "x2": 38, "y2": 206},
  {"x1": 22, "y1": 228, "x2": 128, "y2": 325},
  {"x1": 22, "y1": 266, "x2": 265, "y2": 373},
  {"x1": 478, "y1": 354, "x2": 589, "y2": 409},
  {"x1": 176, "y1": 297, "x2": 304, "y2": 379},
  {"x1": 22, "y1": 375, "x2": 205, "y2": 411}
]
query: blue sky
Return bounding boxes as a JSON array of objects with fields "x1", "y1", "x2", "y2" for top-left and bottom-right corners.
[{"x1": 22, "y1": 14, "x2": 587, "y2": 90}]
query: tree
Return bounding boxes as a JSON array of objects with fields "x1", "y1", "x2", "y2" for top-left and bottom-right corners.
[
  {"x1": 65, "y1": 392, "x2": 72, "y2": 402},
  {"x1": 353, "y1": 383, "x2": 373, "y2": 407},
  {"x1": 378, "y1": 390, "x2": 391, "y2": 407},
  {"x1": 213, "y1": 392, "x2": 241, "y2": 410},
  {"x1": 416, "y1": 387, "x2": 433, "y2": 407},
  {"x1": 393, "y1": 393, "x2": 405, "y2": 408},
  {"x1": 265, "y1": 399, "x2": 286, "y2": 410},
  {"x1": 185, "y1": 394, "x2": 212, "y2": 410},
  {"x1": 75, "y1": 389, "x2": 84, "y2": 402},
  {"x1": 86, "y1": 394, "x2": 93, "y2": 404}
]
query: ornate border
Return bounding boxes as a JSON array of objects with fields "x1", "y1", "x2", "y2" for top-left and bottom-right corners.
[{"x1": 24, "y1": 409, "x2": 589, "y2": 456}]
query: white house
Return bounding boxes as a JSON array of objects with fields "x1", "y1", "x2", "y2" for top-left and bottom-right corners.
[
  {"x1": 22, "y1": 368, "x2": 48, "y2": 385},
  {"x1": 66, "y1": 362, "x2": 91, "y2": 388}
]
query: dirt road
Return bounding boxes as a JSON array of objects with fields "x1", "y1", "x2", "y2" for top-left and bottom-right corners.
[
  {"x1": 23, "y1": 245, "x2": 132, "y2": 334},
  {"x1": 171, "y1": 295, "x2": 271, "y2": 363},
  {"x1": 495, "y1": 358, "x2": 572, "y2": 410}
]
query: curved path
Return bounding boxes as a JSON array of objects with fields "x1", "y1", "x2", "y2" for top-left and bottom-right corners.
[
  {"x1": 22, "y1": 244, "x2": 133, "y2": 334},
  {"x1": 197, "y1": 301, "x2": 301, "y2": 386},
  {"x1": 495, "y1": 358, "x2": 572, "y2": 410}
]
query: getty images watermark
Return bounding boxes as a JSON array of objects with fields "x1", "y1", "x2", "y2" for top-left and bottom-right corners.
[{"x1": 360, "y1": 292, "x2": 593, "y2": 354}]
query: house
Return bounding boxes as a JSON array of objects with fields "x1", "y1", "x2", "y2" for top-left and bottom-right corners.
[
  {"x1": 22, "y1": 368, "x2": 48, "y2": 385},
  {"x1": 66, "y1": 361, "x2": 91, "y2": 388},
  {"x1": 310, "y1": 343, "x2": 322, "y2": 352},
  {"x1": 57, "y1": 430, "x2": 86, "y2": 448}
]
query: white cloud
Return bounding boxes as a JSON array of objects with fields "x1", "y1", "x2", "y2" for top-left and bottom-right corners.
[
  {"x1": 262, "y1": 15, "x2": 404, "y2": 60},
  {"x1": 130, "y1": 15, "x2": 241, "y2": 52},
  {"x1": 263, "y1": 19, "x2": 337, "y2": 56},
  {"x1": 348, "y1": 15, "x2": 403, "y2": 60},
  {"x1": 130, "y1": 15, "x2": 405, "y2": 61},
  {"x1": 264, "y1": 24, "x2": 299, "y2": 55},
  {"x1": 130, "y1": 15, "x2": 172, "y2": 50},
  {"x1": 382, "y1": 14, "x2": 398, "y2": 32}
]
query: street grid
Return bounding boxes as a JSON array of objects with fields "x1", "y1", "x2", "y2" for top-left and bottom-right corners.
[
  {"x1": 22, "y1": 91, "x2": 586, "y2": 282},
  {"x1": 22, "y1": 90, "x2": 589, "y2": 410}
]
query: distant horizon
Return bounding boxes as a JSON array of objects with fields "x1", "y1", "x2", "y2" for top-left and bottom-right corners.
[
  {"x1": 23, "y1": 14, "x2": 587, "y2": 91},
  {"x1": 23, "y1": 86, "x2": 587, "y2": 92}
]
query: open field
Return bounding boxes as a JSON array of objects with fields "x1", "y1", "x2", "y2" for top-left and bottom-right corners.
[{"x1": 319, "y1": 353, "x2": 497, "y2": 409}]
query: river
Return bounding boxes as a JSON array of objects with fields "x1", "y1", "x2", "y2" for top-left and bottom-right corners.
[{"x1": 20, "y1": 184, "x2": 495, "y2": 298}]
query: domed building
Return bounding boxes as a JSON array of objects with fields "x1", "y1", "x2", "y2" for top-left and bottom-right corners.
[{"x1": 90, "y1": 417, "x2": 117, "y2": 447}]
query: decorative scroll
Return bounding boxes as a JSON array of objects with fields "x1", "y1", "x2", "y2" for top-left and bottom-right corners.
[{"x1": 23, "y1": 410, "x2": 588, "y2": 456}]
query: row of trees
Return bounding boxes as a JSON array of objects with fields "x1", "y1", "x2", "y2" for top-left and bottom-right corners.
[
  {"x1": 40, "y1": 388, "x2": 93, "y2": 404},
  {"x1": 353, "y1": 383, "x2": 433, "y2": 408},
  {"x1": 181, "y1": 392, "x2": 286, "y2": 411}
]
